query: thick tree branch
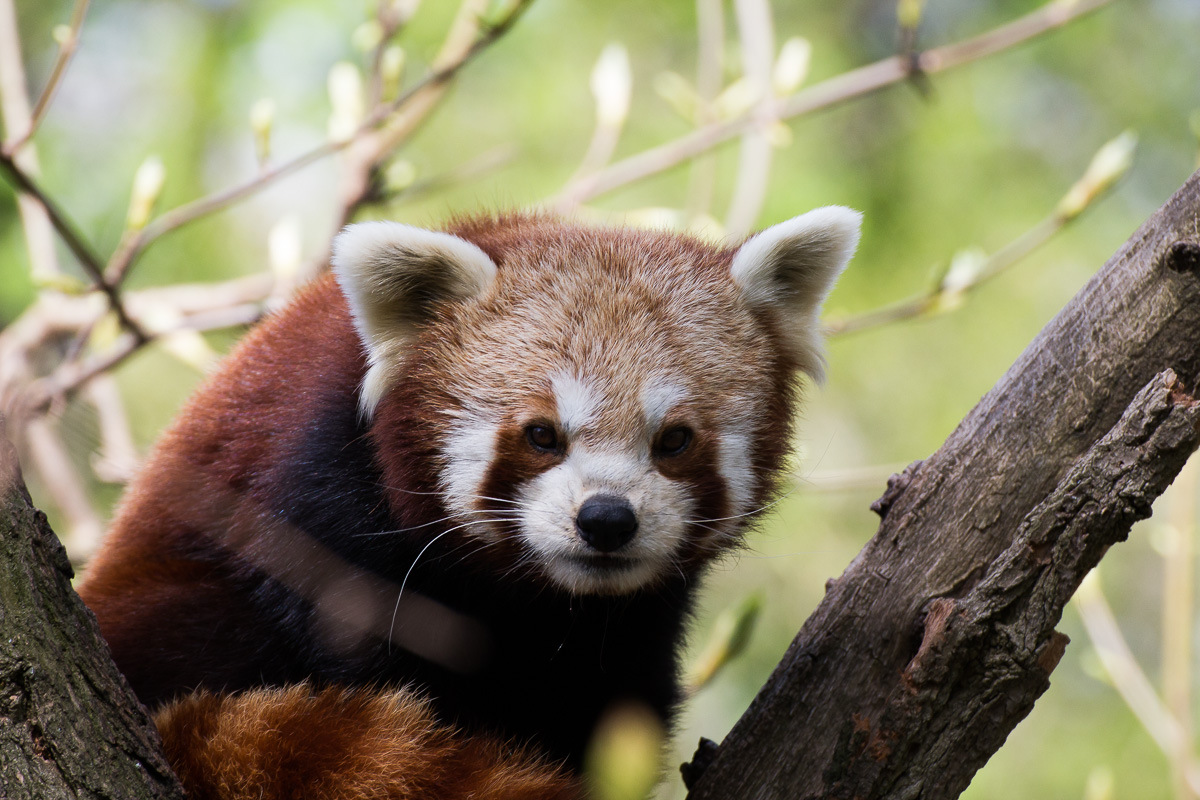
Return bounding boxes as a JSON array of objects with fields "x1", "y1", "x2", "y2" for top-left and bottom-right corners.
[
  {"x1": 0, "y1": 431, "x2": 183, "y2": 798},
  {"x1": 686, "y1": 169, "x2": 1200, "y2": 799}
]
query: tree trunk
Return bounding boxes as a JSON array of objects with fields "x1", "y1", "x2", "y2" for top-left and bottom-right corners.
[
  {"x1": 0, "y1": 429, "x2": 184, "y2": 798},
  {"x1": 685, "y1": 171, "x2": 1200, "y2": 799}
]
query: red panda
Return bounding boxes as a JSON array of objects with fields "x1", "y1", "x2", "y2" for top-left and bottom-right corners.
[{"x1": 77, "y1": 209, "x2": 860, "y2": 799}]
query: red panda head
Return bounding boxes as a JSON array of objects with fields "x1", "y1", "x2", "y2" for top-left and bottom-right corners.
[{"x1": 333, "y1": 211, "x2": 859, "y2": 596}]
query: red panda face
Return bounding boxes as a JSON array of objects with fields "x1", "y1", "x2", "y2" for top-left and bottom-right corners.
[{"x1": 333, "y1": 211, "x2": 860, "y2": 596}]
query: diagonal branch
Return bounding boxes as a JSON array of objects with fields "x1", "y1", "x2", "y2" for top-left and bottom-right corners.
[
  {"x1": 2, "y1": 0, "x2": 91, "y2": 156},
  {"x1": 104, "y1": 0, "x2": 536, "y2": 287},
  {"x1": 0, "y1": 149, "x2": 146, "y2": 342},
  {"x1": 686, "y1": 167, "x2": 1200, "y2": 799}
]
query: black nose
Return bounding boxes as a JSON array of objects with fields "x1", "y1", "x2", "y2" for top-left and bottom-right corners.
[{"x1": 575, "y1": 495, "x2": 638, "y2": 552}]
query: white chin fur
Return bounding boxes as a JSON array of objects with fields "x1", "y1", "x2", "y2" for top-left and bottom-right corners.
[{"x1": 539, "y1": 553, "x2": 666, "y2": 596}]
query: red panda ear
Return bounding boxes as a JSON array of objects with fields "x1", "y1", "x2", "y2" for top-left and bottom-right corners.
[
  {"x1": 730, "y1": 206, "x2": 861, "y2": 382},
  {"x1": 333, "y1": 221, "x2": 497, "y2": 417}
]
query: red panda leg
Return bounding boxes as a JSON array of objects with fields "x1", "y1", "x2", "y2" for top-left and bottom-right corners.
[{"x1": 154, "y1": 685, "x2": 582, "y2": 800}]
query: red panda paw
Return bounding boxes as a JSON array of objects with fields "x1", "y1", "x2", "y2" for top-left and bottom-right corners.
[{"x1": 154, "y1": 684, "x2": 582, "y2": 800}]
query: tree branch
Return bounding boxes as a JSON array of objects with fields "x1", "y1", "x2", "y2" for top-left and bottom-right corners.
[
  {"x1": 553, "y1": 0, "x2": 1116, "y2": 207},
  {"x1": 0, "y1": 431, "x2": 184, "y2": 798},
  {"x1": 0, "y1": 150, "x2": 147, "y2": 342},
  {"x1": 686, "y1": 168, "x2": 1200, "y2": 799},
  {"x1": 105, "y1": 0, "x2": 536, "y2": 287},
  {"x1": 1, "y1": 0, "x2": 91, "y2": 156}
]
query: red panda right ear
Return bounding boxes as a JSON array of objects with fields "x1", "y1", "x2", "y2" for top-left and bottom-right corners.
[
  {"x1": 730, "y1": 206, "x2": 861, "y2": 383},
  {"x1": 333, "y1": 221, "x2": 497, "y2": 418}
]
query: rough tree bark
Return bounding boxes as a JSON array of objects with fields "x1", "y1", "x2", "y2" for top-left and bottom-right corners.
[
  {"x1": 0, "y1": 430, "x2": 184, "y2": 798},
  {"x1": 686, "y1": 170, "x2": 1200, "y2": 800},
  {"x1": 1, "y1": 170, "x2": 1199, "y2": 797}
]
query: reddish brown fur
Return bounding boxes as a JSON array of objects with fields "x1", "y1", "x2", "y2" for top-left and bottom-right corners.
[
  {"x1": 157, "y1": 685, "x2": 580, "y2": 800},
  {"x1": 79, "y1": 276, "x2": 365, "y2": 702},
  {"x1": 78, "y1": 212, "x2": 823, "y2": 798}
]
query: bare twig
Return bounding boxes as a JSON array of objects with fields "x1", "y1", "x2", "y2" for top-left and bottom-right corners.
[
  {"x1": 0, "y1": 0, "x2": 61, "y2": 278},
  {"x1": 0, "y1": 150, "x2": 104, "y2": 279},
  {"x1": 103, "y1": 0, "x2": 535, "y2": 287},
  {"x1": 558, "y1": 44, "x2": 632, "y2": 201},
  {"x1": 23, "y1": 415, "x2": 104, "y2": 559},
  {"x1": 365, "y1": 0, "x2": 413, "y2": 109},
  {"x1": 0, "y1": 150, "x2": 147, "y2": 342},
  {"x1": 825, "y1": 213, "x2": 1060, "y2": 336},
  {"x1": 86, "y1": 375, "x2": 141, "y2": 485},
  {"x1": 553, "y1": 0, "x2": 1116, "y2": 207},
  {"x1": 826, "y1": 130, "x2": 1134, "y2": 337},
  {"x1": 26, "y1": 311, "x2": 265, "y2": 414},
  {"x1": 1076, "y1": 574, "x2": 1200, "y2": 794},
  {"x1": 389, "y1": 144, "x2": 518, "y2": 205},
  {"x1": 2, "y1": 0, "x2": 91, "y2": 156},
  {"x1": 19, "y1": 335, "x2": 142, "y2": 419},
  {"x1": 1, "y1": 274, "x2": 272, "y2": 418},
  {"x1": 103, "y1": 139, "x2": 341, "y2": 286},
  {"x1": 332, "y1": 0, "x2": 503, "y2": 226},
  {"x1": 1163, "y1": 457, "x2": 1198, "y2": 800}
]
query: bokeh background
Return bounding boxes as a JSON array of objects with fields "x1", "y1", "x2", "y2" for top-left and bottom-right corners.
[{"x1": 4, "y1": 0, "x2": 1200, "y2": 797}]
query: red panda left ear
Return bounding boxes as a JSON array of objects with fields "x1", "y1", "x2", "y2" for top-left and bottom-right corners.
[
  {"x1": 731, "y1": 206, "x2": 861, "y2": 382},
  {"x1": 333, "y1": 221, "x2": 497, "y2": 417}
]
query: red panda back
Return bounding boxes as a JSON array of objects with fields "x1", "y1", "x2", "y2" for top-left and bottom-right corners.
[{"x1": 79, "y1": 276, "x2": 365, "y2": 703}]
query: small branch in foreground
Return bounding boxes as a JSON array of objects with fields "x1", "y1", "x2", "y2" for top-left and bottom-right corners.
[
  {"x1": 0, "y1": 0, "x2": 62, "y2": 280},
  {"x1": 14, "y1": 298, "x2": 268, "y2": 417},
  {"x1": 23, "y1": 414, "x2": 104, "y2": 558},
  {"x1": 1075, "y1": 574, "x2": 1200, "y2": 792}
]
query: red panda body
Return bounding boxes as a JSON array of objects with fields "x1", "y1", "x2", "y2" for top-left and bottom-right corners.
[{"x1": 78, "y1": 211, "x2": 860, "y2": 798}]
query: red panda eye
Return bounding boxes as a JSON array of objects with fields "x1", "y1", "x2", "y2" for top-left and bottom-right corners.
[
  {"x1": 525, "y1": 424, "x2": 560, "y2": 453},
  {"x1": 656, "y1": 427, "x2": 692, "y2": 457}
]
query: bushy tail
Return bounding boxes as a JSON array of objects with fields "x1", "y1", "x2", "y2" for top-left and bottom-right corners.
[{"x1": 154, "y1": 684, "x2": 582, "y2": 800}]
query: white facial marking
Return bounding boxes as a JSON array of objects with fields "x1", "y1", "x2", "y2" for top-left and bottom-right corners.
[
  {"x1": 439, "y1": 411, "x2": 499, "y2": 524},
  {"x1": 551, "y1": 371, "x2": 601, "y2": 435},
  {"x1": 516, "y1": 444, "x2": 692, "y2": 595},
  {"x1": 641, "y1": 377, "x2": 689, "y2": 434},
  {"x1": 716, "y1": 429, "x2": 755, "y2": 527},
  {"x1": 568, "y1": 447, "x2": 645, "y2": 487}
]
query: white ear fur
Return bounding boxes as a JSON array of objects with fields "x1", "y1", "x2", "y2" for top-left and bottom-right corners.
[
  {"x1": 332, "y1": 221, "x2": 497, "y2": 418},
  {"x1": 730, "y1": 206, "x2": 861, "y2": 382}
]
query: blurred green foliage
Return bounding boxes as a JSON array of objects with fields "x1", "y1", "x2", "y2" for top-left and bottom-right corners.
[{"x1": 4, "y1": 0, "x2": 1200, "y2": 797}]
